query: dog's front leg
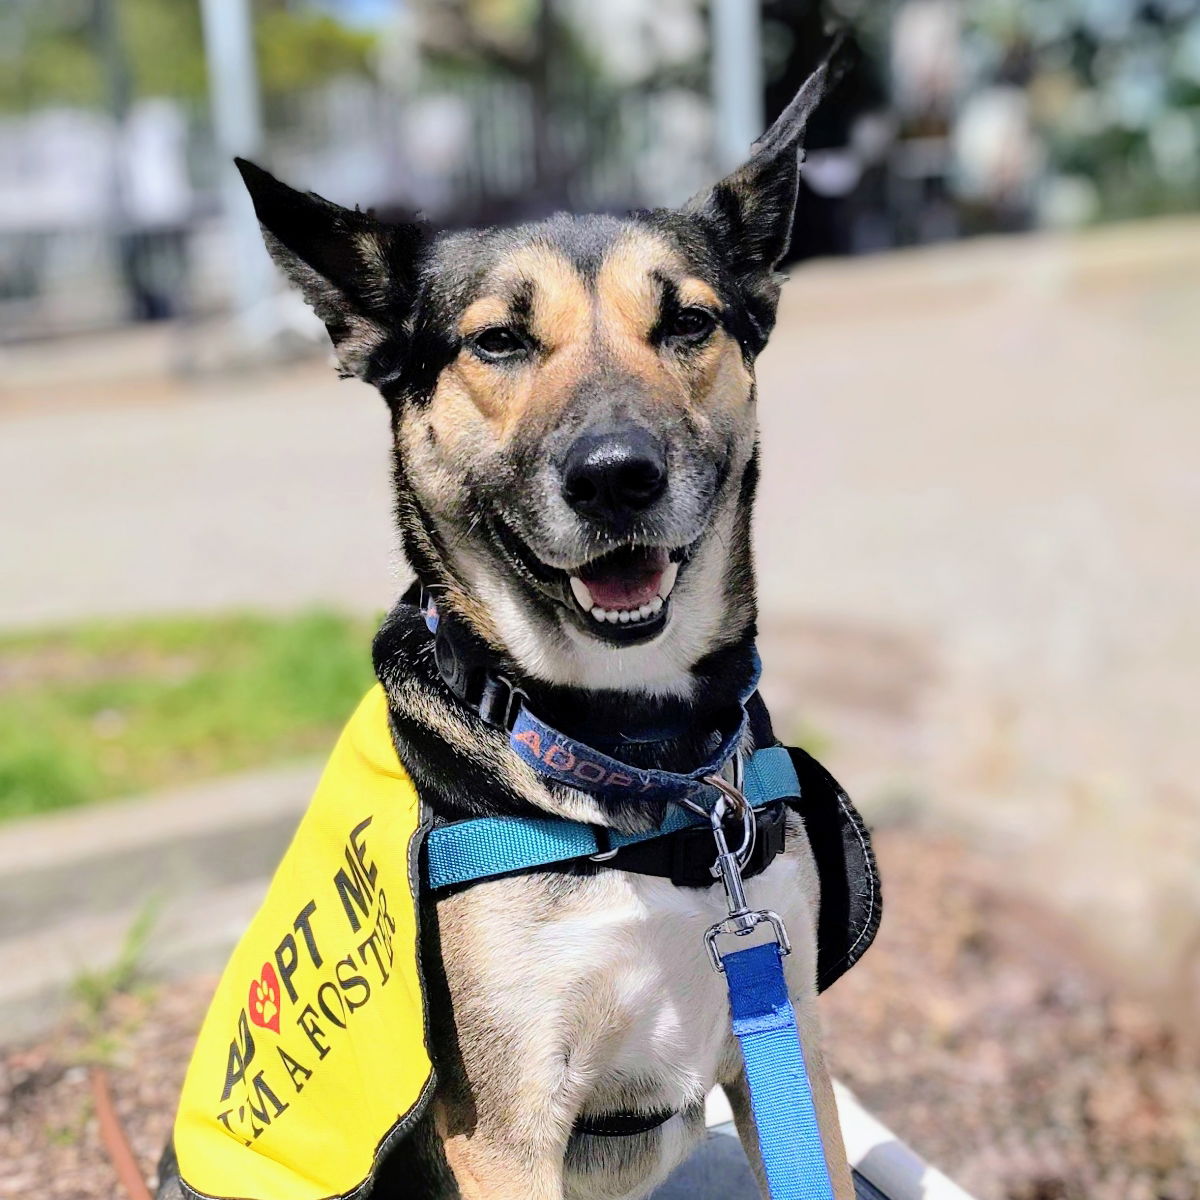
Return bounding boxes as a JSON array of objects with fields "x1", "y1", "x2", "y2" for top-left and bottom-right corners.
[
  {"x1": 721, "y1": 1014, "x2": 854, "y2": 1200},
  {"x1": 432, "y1": 1077, "x2": 569, "y2": 1200},
  {"x1": 721, "y1": 1066, "x2": 769, "y2": 1197},
  {"x1": 439, "y1": 1127, "x2": 564, "y2": 1200}
]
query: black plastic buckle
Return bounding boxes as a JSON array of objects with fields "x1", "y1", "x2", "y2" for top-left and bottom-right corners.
[
  {"x1": 433, "y1": 609, "x2": 489, "y2": 706},
  {"x1": 667, "y1": 825, "x2": 728, "y2": 888},
  {"x1": 476, "y1": 673, "x2": 527, "y2": 731},
  {"x1": 667, "y1": 802, "x2": 787, "y2": 888},
  {"x1": 742, "y1": 802, "x2": 787, "y2": 878}
]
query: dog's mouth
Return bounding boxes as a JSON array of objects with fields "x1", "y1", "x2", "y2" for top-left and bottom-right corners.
[
  {"x1": 567, "y1": 545, "x2": 679, "y2": 639},
  {"x1": 489, "y1": 517, "x2": 684, "y2": 644}
]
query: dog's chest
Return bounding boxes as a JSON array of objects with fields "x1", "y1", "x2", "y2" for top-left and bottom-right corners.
[{"x1": 438, "y1": 822, "x2": 820, "y2": 1111}]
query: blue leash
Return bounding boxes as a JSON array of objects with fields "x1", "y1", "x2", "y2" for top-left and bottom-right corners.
[
  {"x1": 723, "y1": 942, "x2": 835, "y2": 1200},
  {"x1": 694, "y1": 775, "x2": 836, "y2": 1200}
]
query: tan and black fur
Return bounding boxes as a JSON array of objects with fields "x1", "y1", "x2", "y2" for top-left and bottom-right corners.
[{"x1": 228, "y1": 63, "x2": 854, "y2": 1200}]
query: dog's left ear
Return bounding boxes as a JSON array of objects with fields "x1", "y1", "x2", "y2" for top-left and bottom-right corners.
[
  {"x1": 235, "y1": 158, "x2": 428, "y2": 382},
  {"x1": 685, "y1": 61, "x2": 828, "y2": 343}
]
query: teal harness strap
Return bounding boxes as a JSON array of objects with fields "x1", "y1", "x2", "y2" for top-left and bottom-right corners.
[{"x1": 423, "y1": 745, "x2": 797, "y2": 890}]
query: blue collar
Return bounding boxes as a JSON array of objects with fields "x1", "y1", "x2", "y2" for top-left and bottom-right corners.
[
  {"x1": 411, "y1": 592, "x2": 784, "y2": 890},
  {"x1": 421, "y1": 593, "x2": 762, "y2": 809},
  {"x1": 504, "y1": 657, "x2": 760, "y2": 806}
]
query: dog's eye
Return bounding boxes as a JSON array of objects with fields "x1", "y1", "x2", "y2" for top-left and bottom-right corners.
[
  {"x1": 666, "y1": 307, "x2": 717, "y2": 343},
  {"x1": 469, "y1": 327, "x2": 529, "y2": 362}
]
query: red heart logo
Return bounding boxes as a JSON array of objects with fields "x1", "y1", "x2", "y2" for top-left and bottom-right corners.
[{"x1": 248, "y1": 962, "x2": 281, "y2": 1034}]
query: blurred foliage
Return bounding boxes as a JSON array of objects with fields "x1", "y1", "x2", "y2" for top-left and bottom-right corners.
[
  {"x1": 0, "y1": 0, "x2": 377, "y2": 112},
  {"x1": 0, "y1": 0, "x2": 104, "y2": 110},
  {"x1": 257, "y1": 9, "x2": 376, "y2": 94},
  {"x1": 71, "y1": 895, "x2": 161, "y2": 1022},
  {"x1": 0, "y1": 610, "x2": 377, "y2": 820},
  {"x1": 964, "y1": 0, "x2": 1200, "y2": 220},
  {"x1": 409, "y1": 0, "x2": 707, "y2": 207},
  {"x1": 121, "y1": 0, "x2": 207, "y2": 101},
  {"x1": 414, "y1": 0, "x2": 703, "y2": 89},
  {"x1": 1, "y1": 0, "x2": 1195, "y2": 228}
]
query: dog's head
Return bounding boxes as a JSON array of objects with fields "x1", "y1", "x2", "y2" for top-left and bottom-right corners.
[{"x1": 239, "y1": 68, "x2": 824, "y2": 697}]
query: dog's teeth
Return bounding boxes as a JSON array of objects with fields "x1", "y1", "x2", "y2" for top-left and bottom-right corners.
[
  {"x1": 570, "y1": 576, "x2": 594, "y2": 611},
  {"x1": 588, "y1": 603, "x2": 658, "y2": 626},
  {"x1": 659, "y1": 561, "x2": 679, "y2": 599}
]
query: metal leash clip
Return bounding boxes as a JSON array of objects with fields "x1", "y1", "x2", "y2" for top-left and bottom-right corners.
[{"x1": 682, "y1": 768, "x2": 792, "y2": 973}]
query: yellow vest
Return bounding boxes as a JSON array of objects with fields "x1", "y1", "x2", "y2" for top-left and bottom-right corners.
[
  {"x1": 173, "y1": 685, "x2": 433, "y2": 1200},
  {"x1": 169, "y1": 683, "x2": 881, "y2": 1198}
]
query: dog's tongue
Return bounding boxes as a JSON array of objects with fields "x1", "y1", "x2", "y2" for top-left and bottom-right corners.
[{"x1": 579, "y1": 546, "x2": 667, "y2": 610}]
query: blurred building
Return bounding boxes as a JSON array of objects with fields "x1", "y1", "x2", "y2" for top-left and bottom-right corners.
[{"x1": 1, "y1": 0, "x2": 1198, "y2": 341}]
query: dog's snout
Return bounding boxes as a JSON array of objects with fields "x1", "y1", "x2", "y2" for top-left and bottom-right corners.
[{"x1": 560, "y1": 425, "x2": 668, "y2": 523}]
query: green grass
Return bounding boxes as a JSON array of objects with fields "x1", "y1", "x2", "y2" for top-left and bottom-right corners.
[
  {"x1": 72, "y1": 895, "x2": 161, "y2": 1021},
  {"x1": 0, "y1": 611, "x2": 378, "y2": 822}
]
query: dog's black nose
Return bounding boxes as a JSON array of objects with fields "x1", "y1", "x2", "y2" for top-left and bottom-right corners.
[{"x1": 560, "y1": 426, "x2": 668, "y2": 523}]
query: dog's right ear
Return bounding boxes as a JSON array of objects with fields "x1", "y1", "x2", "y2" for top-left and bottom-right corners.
[
  {"x1": 684, "y1": 60, "x2": 830, "y2": 348},
  {"x1": 235, "y1": 158, "x2": 427, "y2": 381}
]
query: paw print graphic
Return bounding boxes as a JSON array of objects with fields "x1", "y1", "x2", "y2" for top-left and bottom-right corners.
[
  {"x1": 248, "y1": 963, "x2": 282, "y2": 1033},
  {"x1": 252, "y1": 983, "x2": 278, "y2": 1025}
]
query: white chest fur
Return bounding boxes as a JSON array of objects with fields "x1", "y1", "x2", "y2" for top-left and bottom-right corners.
[{"x1": 561, "y1": 827, "x2": 820, "y2": 1110}]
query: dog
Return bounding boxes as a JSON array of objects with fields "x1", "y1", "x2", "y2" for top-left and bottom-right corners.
[{"x1": 167, "y1": 62, "x2": 860, "y2": 1200}]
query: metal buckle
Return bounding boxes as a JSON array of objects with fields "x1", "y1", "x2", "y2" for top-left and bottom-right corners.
[
  {"x1": 589, "y1": 825, "x2": 619, "y2": 863},
  {"x1": 704, "y1": 773, "x2": 757, "y2": 870},
  {"x1": 704, "y1": 909, "x2": 792, "y2": 973},
  {"x1": 691, "y1": 770, "x2": 792, "y2": 973}
]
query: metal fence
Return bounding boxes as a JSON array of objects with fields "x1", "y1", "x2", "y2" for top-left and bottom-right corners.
[{"x1": 0, "y1": 70, "x2": 711, "y2": 344}]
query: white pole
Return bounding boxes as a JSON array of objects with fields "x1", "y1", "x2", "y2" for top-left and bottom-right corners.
[
  {"x1": 707, "y1": 1083, "x2": 980, "y2": 1199},
  {"x1": 710, "y1": 0, "x2": 765, "y2": 172},
  {"x1": 834, "y1": 1082, "x2": 980, "y2": 1200},
  {"x1": 199, "y1": 0, "x2": 273, "y2": 341}
]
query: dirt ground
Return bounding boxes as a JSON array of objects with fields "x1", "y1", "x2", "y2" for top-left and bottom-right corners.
[
  {"x1": 822, "y1": 831, "x2": 1200, "y2": 1200},
  {"x1": 3, "y1": 826, "x2": 1196, "y2": 1200}
]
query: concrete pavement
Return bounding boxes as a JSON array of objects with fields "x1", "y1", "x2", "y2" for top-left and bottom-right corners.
[
  {"x1": 0, "y1": 765, "x2": 317, "y2": 1039},
  {"x1": 0, "y1": 359, "x2": 398, "y2": 628}
]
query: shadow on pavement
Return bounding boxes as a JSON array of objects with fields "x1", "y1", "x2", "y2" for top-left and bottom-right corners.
[{"x1": 651, "y1": 1130, "x2": 886, "y2": 1199}]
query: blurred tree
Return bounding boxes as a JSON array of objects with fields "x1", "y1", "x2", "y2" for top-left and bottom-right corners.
[
  {"x1": 0, "y1": 0, "x2": 106, "y2": 110},
  {"x1": 961, "y1": 0, "x2": 1200, "y2": 223},
  {"x1": 411, "y1": 0, "x2": 600, "y2": 209},
  {"x1": 0, "y1": 0, "x2": 377, "y2": 112},
  {"x1": 409, "y1": 0, "x2": 707, "y2": 214},
  {"x1": 761, "y1": 1, "x2": 888, "y2": 258},
  {"x1": 255, "y1": 4, "x2": 377, "y2": 95}
]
